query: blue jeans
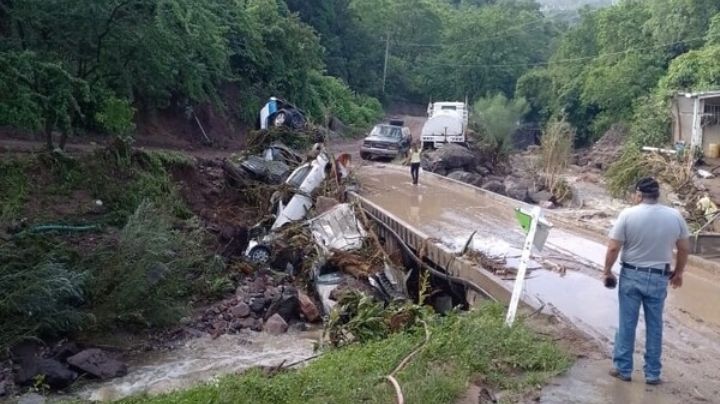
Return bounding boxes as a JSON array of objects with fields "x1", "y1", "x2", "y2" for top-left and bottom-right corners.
[{"x1": 613, "y1": 268, "x2": 668, "y2": 380}]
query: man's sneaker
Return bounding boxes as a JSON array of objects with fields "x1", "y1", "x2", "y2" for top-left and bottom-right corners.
[
  {"x1": 609, "y1": 368, "x2": 631, "y2": 382},
  {"x1": 646, "y1": 378, "x2": 663, "y2": 385}
]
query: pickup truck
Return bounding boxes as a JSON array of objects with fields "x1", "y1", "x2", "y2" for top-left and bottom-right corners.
[{"x1": 360, "y1": 120, "x2": 412, "y2": 160}]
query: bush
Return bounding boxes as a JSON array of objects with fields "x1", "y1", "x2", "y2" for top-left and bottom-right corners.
[
  {"x1": 471, "y1": 94, "x2": 529, "y2": 164},
  {"x1": 541, "y1": 119, "x2": 575, "y2": 201},
  {"x1": 89, "y1": 200, "x2": 222, "y2": 329},
  {"x1": 0, "y1": 237, "x2": 88, "y2": 350},
  {"x1": 0, "y1": 159, "x2": 29, "y2": 226}
]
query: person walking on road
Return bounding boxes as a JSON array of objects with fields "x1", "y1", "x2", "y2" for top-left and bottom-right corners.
[
  {"x1": 406, "y1": 144, "x2": 422, "y2": 185},
  {"x1": 603, "y1": 177, "x2": 690, "y2": 385}
]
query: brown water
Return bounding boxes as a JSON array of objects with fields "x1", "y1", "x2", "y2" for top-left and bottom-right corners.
[
  {"x1": 357, "y1": 163, "x2": 720, "y2": 402},
  {"x1": 73, "y1": 330, "x2": 320, "y2": 401}
]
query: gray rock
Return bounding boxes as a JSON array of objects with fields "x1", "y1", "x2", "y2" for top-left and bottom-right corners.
[
  {"x1": 422, "y1": 144, "x2": 477, "y2": 173},
  {"x1": 265, "y1": 287, "x2": 299, "y2": 322},
  {"x1": 529, "y1": 191, "x2": 553, "y2": 204},
  {"x1": 474, "y1": 165, "x2": 491, "y2": 176},
  {"x1": 506, "y1": 185, "x2": 529, "y2": 202},
  {"x1": 66, "y1": 349, "x2": 127, "y2": 380},
  {"x1": 447, "y1": 171, "x2": 484, "y2": 187},
  {"x1": 504, "y1": 178, "x2": 531, "y2": 202},
  {"x1": 14, "y1": 359, "x2": 77, "y2": 389},
  {"x1": 17, "y1": 393, "x2": 46, "y2": 404},
  {"x1": 264, "y1": 314, "x2": 288, "y2": 335},
  {"x1": 230, "y1": 302, "x2": 251, "y2": 318},
  {"x1": 482, "y1": 180, "x2": 505, "y2": 195},
  {"x1": 249, "y1": 297, "x2": 267, "y2": 313}
]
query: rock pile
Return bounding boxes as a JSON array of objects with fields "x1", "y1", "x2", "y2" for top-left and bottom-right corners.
[
  {"x1": 190, "y1": 270, "x2": 321, "y2": 337},
  {"x1": 7, "y1": 340, "x2": 127, "y2": 395}
]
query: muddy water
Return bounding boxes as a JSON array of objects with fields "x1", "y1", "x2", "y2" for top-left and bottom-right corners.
[
  {"x1": 72, "y1": 330, "x2": 319, "y2": 402},
  {"x1": 357, "y1": 163, "x2": 720, "y2": 402}
]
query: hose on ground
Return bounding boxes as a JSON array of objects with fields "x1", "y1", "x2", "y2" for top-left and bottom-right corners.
[
  {"x1": 384, "y1": 320, "x2": 430, "y2": 404},
  {"x1": 362, "y1": 209, "x2": 497, "y2": 302}
]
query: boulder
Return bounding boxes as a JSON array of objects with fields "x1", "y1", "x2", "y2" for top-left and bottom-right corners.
[
  {"x1": 297, "y1": 292, "x2": 321, "y2": 322},
  {"x1": 14, "y1": 359, "x2": 77, "y2": 389},
  {"x1": 66, "y1": 349, "x2": 127, "y2": 380},
  {"x1": 422, "y1": 144, "x2": 477, "y2": 173},
  {"x1": 230, "y1": 302, "x2": 251, "y2": 318},
  {"x1": 249, "y1": 297, "x2": 267, "y2": 313},
  {"x1": 482, "y1": 180, "x2": 505, "y2": 195},
  {"x1": 231, "y1": 317, "x2": 262, "y2": 331},
  {"x1": 447, "y1": 171, "x2": 484, "y2": 187},
  {"x1": 50, "y1": 342, "x2": 82, "y2": 363},
  {"x1": 529, "y1": 191, "x2": 553, "y2": 204},
  {"x1": 504, "y1": 178, "x2": 530, "y2": 202},
  {"x1": 265, "y1": 287, "x2": 299, "y2": 322},
  {"x1": 506, "y1": 185, "x2": 529, "y2": 202},
  {"x1": 474, "y1": 165, "x2": 491, "y2": 176},
  {"x1": 264, "y1": 314, "x2": 288, "y2": 335}
]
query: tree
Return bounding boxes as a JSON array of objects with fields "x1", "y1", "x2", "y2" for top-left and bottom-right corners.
[{"x1": 471, "y1": 93, "x2": 529, "y2": 164}]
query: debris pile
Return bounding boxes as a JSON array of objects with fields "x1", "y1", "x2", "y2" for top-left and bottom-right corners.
[{"x1": 577, "y1": 124, "x2": 626, "y2": 171}]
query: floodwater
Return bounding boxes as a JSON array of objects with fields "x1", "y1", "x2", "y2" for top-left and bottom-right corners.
[
  {"x1": 357, "y1": 163, "x2": 720, "y2": 403},
  {"x1": 72, "y1": 330, "x2": 319, "y2": 402}
]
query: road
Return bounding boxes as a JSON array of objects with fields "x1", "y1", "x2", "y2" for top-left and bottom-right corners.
[{"x1": 355, "y1": 163, "x2": 720, "y2": 404}]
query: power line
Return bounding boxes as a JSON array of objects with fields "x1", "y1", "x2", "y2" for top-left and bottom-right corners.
[
  {"x1": 388, "y1": 15, "x2": 551, "y2": 48},
  {"x1": 419, "y1": 34, "x2": 715, "y2": 70}
]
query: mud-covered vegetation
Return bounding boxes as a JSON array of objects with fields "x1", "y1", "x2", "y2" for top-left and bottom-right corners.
[{"x1": 123, "y1": 305, "x2": 570, "y2": 404}]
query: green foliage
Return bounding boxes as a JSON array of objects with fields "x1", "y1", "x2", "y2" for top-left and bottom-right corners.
[
  {"x1": 324, "y1": 291, "x2": 423, "y2": 347},
  {"x1": 423, "y1": 2, "x2": 555, "y2": 101},
  {"x1": 471, "y1": 94, "x2": 529, "y2": 163},
  {"x1": 0, "y1": 236, "x2": 88, "y2": 350},
  {"x1": 0, "y1": 150, "x2": 226, "y2": 346},
  {"x1": 662, "y1": 44, "x2": 720, "y2": 91},
  {"x1": 0, "y1": 159, "x2": 29, "y2": 225},
  {"x1": 516, "y1": 69, "x2": 555, "y2": 124},
  {"x1": 95, "y1": 97, "x2": 136, "y2": 137},
  {"x1": 0, "y1": 0, "x2": 382, "y2": 143},
  {"x1": 89, "y1": 201, "x2": 222, "y2": 328},
  {"x1": 122, "y1": 304, "x2": 570, "y2": 404}
]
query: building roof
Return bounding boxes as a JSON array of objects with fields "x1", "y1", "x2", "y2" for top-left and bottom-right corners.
[{"x1": 678, "y1": 90, "x2": 720, "y2": 99}]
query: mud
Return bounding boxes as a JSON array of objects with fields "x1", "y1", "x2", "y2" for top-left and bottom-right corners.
[{"x1": 356, "y1": 163, "x2": 720, "y2": 403}]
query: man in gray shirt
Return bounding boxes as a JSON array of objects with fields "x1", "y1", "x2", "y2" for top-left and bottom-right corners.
[{"x1": 603, "y1": 177, "x2": 690, "y2": 385}]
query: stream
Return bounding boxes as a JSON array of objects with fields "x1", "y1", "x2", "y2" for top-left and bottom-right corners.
[{"x1": 65, "y1": 329, "x2": 320, "y2": 402}]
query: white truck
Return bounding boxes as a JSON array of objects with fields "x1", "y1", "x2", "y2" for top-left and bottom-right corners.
[{"x1": 420, "y1": 101, "x2": 469, "y2": 149}]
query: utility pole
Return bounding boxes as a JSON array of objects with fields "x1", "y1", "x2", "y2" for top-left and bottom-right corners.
[{"x1": 382, "y1": 32, "x2": 390, "y2": 94}]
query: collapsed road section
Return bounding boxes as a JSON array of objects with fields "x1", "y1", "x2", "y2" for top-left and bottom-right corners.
[{"x1": 354, "y1": 162, "x2": 720, "y2": 402}]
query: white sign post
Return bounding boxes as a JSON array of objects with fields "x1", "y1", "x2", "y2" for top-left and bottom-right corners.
[{"x1": 505, "y1": 206, "x2": 542, "y2": 327}]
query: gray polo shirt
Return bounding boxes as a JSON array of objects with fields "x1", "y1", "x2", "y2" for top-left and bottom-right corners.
[{"x1": 609, "y1": 203, "x2": 690, "y2": 269}]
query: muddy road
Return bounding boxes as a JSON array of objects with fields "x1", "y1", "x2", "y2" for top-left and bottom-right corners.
[{"x1": 356, "y1": 163, "x2": 720, "y2": 403}]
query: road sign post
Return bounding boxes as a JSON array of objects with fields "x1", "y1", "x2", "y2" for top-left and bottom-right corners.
[{"x1": 505, "y1": 206, "x2": 551, "y2": 327}]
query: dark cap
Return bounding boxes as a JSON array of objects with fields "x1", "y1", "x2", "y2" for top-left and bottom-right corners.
[{"x1": 635, "y1": 177, "x2": 660, "y2": 195}]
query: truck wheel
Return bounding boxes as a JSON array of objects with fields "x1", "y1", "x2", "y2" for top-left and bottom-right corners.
[
  {"x1": 248, "y1": 245, "x2": 272, "y2": 264},
  {"x1": 289, "y1": 112, "x2": 306, "y2": 129},
  {"x1": 360, "y1": 152, "x2": 371, "y2": 160}
]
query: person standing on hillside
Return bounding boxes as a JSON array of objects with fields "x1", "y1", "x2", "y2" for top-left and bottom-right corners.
[
  {"x1": 603, "y1": 177, "x2": 690, "y2": 385},
  {"x1": 406, "y1": 144, "x2": 422, "y2": 185}
]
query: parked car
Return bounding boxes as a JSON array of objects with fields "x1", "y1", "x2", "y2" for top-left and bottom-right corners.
[
  {"x1": 360, "y1": 122, "x2": 412, "y2": 160},
  {"x1": 258, "y1": 97, "x2": 307, "y2": 130}
]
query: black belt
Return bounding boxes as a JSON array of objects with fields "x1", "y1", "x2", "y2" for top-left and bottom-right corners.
[{"x1": 621, "y1": 262, "x2": 671, "y2": 277}]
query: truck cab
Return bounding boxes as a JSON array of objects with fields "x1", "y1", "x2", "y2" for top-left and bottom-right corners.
[{"x1": 360, "y1": 121, "x2": 412, "y2": 160}]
